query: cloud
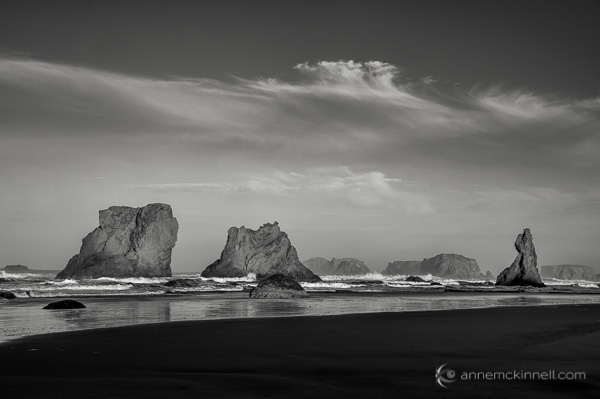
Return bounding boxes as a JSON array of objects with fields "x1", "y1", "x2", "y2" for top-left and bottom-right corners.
[
  {"x1": 1, "y1": 56, "x2": 599, "y2": 194},
  {"x1": 124, "y1": 166, "x2": 432, "y2": 214}
]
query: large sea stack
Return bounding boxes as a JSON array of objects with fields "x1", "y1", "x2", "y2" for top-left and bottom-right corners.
[
  {"x1": 56, "y1": 203, "x2": 178, "y2": 279},
  {"x1": 496, "y1": 228, "x2": 544, "y2": 287},
  {"x1": 420, "y1": 254, "x2": 482, "y2": 279},
  {"x1": 382, "y1": 261, "x2": 422, "y2": 276},
  {"x1": 202, "y1": 222, "x2": 320, "y2": 282}
]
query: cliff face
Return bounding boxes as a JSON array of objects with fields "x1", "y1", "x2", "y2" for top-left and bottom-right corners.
[
  {"x1": 496, "y1": 228, "x2": 544, "y2": 287},
  {"x1": 382, "y1": 261, "x2": 422, "y2": 276},
  {"x1": 201, "y1": 222, "x2": 320, "y2": 282},
  {"x1": 56, "y1": 204, "x2": 178, "y2": 279},
  {"x1": 303, "y1": 257, "x2": 370, "y2": 275},
  {"x1": 540, "y1": 264, "x2": 598, "y2": 281},
  {"x1": 420, "y1": 254, "x2": 482, "y2": 279}
]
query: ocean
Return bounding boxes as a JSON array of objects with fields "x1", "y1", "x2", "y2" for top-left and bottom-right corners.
[{"x1": 1, "y1": 270, "x2": 599, "y2": 343}]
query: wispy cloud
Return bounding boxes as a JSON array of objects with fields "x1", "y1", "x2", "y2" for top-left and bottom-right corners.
[
  {"x1": 1, "y1": 56, "x2": 599, "y2": 207},
  {"x1": 124, "y1": 166, "x2": 432, "y2": 214}
]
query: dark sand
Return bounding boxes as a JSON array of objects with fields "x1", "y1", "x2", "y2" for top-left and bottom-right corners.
[{"x1": 1, "y1": 304, "x2": 599, "y2": 398}]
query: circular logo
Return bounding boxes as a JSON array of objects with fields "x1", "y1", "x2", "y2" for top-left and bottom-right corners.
[{"x1": 436, "y1": 364, "x2": 457, "y2": 388}]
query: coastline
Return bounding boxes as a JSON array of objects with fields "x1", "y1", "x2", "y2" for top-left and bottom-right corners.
[
  {"x1": 3, "y1": 291, "x2": 600, "y2": 343},
  {"x1": 2, "y1": 304, "x2": 599, "y2": 398}
]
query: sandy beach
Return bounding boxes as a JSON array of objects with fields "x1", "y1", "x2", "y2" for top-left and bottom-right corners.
[{"x1": 1, "y1": 304, "x2": 599, "y2": 398}]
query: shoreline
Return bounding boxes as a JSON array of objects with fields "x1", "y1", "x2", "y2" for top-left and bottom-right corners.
[
  {"x1": 2, "y1": 304, "x2": 599, "y2": 398},
  {"x1": 3, "y1": 291, "x2": 600, "y2": 344}
]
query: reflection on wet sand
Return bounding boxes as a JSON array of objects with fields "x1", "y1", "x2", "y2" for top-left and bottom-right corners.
[{"x1": 2, "y1": 293, "x2": 600, "y2": 343}]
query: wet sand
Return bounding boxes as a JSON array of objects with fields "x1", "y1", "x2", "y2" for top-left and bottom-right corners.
[{"x1": 1, "y1": 304, "x2": 599, "y2": 398}]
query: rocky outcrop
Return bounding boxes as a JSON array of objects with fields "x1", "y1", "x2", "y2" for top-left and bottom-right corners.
[
  {"x1": 56, "y1": 203, "x2": 178, "y2": 279},
  {"x1": 382, "y1": 261, "x2": 422, "y2": 276},
  {"x1": 333, "y1": 259, "x2": 371, "y2": 275},
  {"x1": 303, "y1": 257, "x2": 335, "y2": 275},
  {"x1": 249, "y1": 274, "x2": 309, "y2": 298},
  {"x1": 0, "y1": 290, "x2": 17, "y2": 300},
  {"x1": 496, "y1": 228, "x2": 545, "y2": 287},
  {"x1": 540, "y1": 265, "x2": 598, "y2": 281},
  {"x1": 43, "y1": 299, "x2": 86, "y2": 309},
  {"x1": 3, "y1": 265, "x2": 29, "y2": 273},
  {"x1": 405, "y1": 276, "x2": 426, "y2": 282},
  {"x1": 484, "y1": 270, "x2": 494, "y2": 280},
  {"x1": 303, "y1": 257, "x2": 370, "y2": 275},
  {"x1": 202, "y1": 222, "x2": 320, "y2": 282},
  {"x1": 420, "y1": 254, "x2": 482, "y2": 279}
]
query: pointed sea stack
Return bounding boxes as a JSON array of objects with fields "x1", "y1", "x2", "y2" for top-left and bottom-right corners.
[
  {"x1": 496, "y1": 228, "x2": 545, "y2": 287},
  {"x1": 202, "y1": 222, "x2": 320, "y2": 282},
  {"x1": 56, "y1": 203, "x2": 178, "y2": 279}
]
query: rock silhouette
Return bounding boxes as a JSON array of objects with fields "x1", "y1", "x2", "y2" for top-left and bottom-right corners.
[
  {"x1": 496, "y1": 228, "x2": 545, "y2": 287},
  {"x1": 43, "y1": 299, "x2": 86, "y2": 309}
]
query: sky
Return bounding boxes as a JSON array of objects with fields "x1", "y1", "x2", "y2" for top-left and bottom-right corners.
[{"x1": 1, "y1": 0, "x2": 599, "y2": 273}]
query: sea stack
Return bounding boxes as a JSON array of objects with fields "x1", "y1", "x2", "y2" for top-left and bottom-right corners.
[
  {"x1": 382, "y1": 261, "x2": 422, "y2": 276},
  {"x1": 496, "y1": 228, "x2": 545, "y2": 287},
  {"x1": 56, "y1": 203, "x2": 178, "y2": 279},
  {"x1": 201, "y1": 222, "x2": 320, "y2": 282},
  {"x1": 303, "y1": 257, "x2": 370, "y2": 275},
  {"x1": 420, "y1": 254, "x2": 482, "y2": 279},
  {"x1": 540, "y1": 265, "x2": 598, "y2": 281}
]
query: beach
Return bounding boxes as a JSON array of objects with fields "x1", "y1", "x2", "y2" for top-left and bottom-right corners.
[{"x1": 2, "y1": 304, "x2": 599, "y2": 398}]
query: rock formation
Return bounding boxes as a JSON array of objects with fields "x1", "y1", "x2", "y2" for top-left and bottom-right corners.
[
  {"x1": 303, "y1": 257, "x2": 336, "y2": 275},
  {"x1": 56, "y1": 203, "x2": 178, "y2": 279},
  {"x1": 43, "y1": 299, "x2": 86, "y2": 309},
  {"x1": 420, "y1": 254, "x2": 482, "y2": 279},
  {"x1": 202, "y1": 222, "x2": 320, "y2": 282},
  {"x1": 496, "y1": 228, "x2": 545, "y2": 287},
  {"x1": 540, "y1": 265, "x2": 598, "y2": 281},
  {"x1": 303, "y1": 257, "x2": 370, "y2": 275},
  {"x1": 405, "y1": 276, "x2": 426, "y2": 282},
  {"x1": 0, "y1": 290, "x2": 17, "y2": 300},
  {"x1": 249, "y1": 274, "x2": 309, "y2": 298},
  {"x1": 382, "y1": 261, "x2": 422, "y2": 276},
  {"x1": 484, "y1": 270, "x2": 494, "y2": 280},
  {"x1": 3, "y1": 265, "x2": 29, "y2": 273}
]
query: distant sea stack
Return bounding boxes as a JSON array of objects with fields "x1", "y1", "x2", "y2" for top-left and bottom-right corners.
[
  {"x1": 303, "y1": 257, "x2": 370, "y2": 275},
  {"x1": 333, "y1": 259, "x2": 371, "y2": 275},
  {"x1": 303, "y1": 257, "x2": 334, "y2": 275},
  {"x1": 56, "y1": 203, "x2": 178, "y2": 279},
  {"x1": 3, "y1": 265, "x2": 30, "y2": 273},
  {"x1": 420, "y1": 254, "x2": 482, "y2": 279},
  {"x1": 382, "y1": 261, "x2": 422, "y2": 276},
  {"x1": 540, "y1": 265, "x2": 598, "y2": 281},
  {"x1": 202, "y1": 222, "x2": 320, "y2": 282},
  {"x1": 496, "y1": 228, "x2": 544, "y2": 287}
]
